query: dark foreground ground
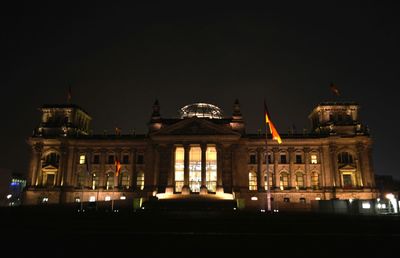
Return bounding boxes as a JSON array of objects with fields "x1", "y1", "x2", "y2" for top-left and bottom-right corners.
[{"x1": 1, "y1": 206, "x2": 399, "y2": 258}]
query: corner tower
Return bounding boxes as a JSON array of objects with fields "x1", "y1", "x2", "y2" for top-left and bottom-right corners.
[{"x1": 34, "y1": 104, "x2": 92, "y2": 137}]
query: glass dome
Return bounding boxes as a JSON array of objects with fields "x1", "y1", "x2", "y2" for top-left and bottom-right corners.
[{"x1": 180, "y1": 103, "x2": 223, "y2": 119}]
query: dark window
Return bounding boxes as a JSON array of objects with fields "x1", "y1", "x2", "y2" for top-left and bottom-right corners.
[
  {"x1": 280, "y1": 155, "x2": 287, "y2": 164},
  {"x1": 329, "y1": 114, "x2": 334, "y2": 121},
  {"x1": 338, "y1": 152, "x2": 354, "y2": 164},
  {"x1": 249, "y1": 154, "x2": 256, "y2": 164},
  {"x1": 284, "y1": 198, "x2": 290, "y2": 203},
  {"x1": 270, "y1": 197, "x2": 274, "y2": 202},
  {"x1": 137, "y1": 154, "x2": 144, "y2": 164},
  {"x1": 268, "y1": 154, "x2": 272, "y2": 163},
  {"x1": 108, "y1": 155, "x2": 114, "y2": 164},
  {"x1": 122, "y1": 155, "x2": 129, "y2": 164},
  {"x1": 93, "y1": 155, "x2": 100, "y2": 164},
  {"x1": 295, "y1": 154, "x2": 302, "y2": 164},
  {"x1": 300, "y1": 198, "x2": 306, "y2": 204}
]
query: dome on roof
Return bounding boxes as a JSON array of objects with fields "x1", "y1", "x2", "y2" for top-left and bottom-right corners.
[{"x1": 179, "y1": 103, "x2": 223, "y2": 119}]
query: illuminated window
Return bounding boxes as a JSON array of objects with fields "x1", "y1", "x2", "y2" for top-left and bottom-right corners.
[
  {"x1": 295, "y1": 172, "x2": 304, "y2": 189},
  {"x1": 206, "y1": 146, "x2": 217, "y2": 192},
  {"x1": 89, "y1": 196, "x2": 96, "y2": 202},
  {"x1": 121, "y1": 173, "x2": 130, "y2": 189},
  {"x1": 189, "y1": 147, "x2": 201, "y2": 192},
  {"x1": 105, "y1": 196, "x2": 111, "y2": 201},
  {"x1": 300, "y1": 198, "x2": 306, "y2": 203},
  {"x1": 280, "y1": 172, "x2": 289, "y2": 190},
  {"x1": 264, "y1": 173, "x2": 274, "y2": 190},
  {"x1": 79, "y1": 155, "x2": 86, "y2": 164},
  {"x1": 42, "y1": 197, "x2": 49, "y2": 203},
  {"x1": 91, "y1": 173, "x2": 99, "y2": 190},
  {"x1": 106, "y1": 172, "x2": 114, "y2": 190},
  {"x1": 311, "y1": 172, "x2": 319, "y2": 189},
  {"x1": 249, "y1": 171, "x2": 257, "y2": 191},
  {"x1": 74, "y1": 197, "x2": 80, "y2": 203},
  {"x1": 311, "y1": 154, "x2": 318, "y2": 164},
  {"x1": 137, "y1": 171, "x2": 144, "y2": 190},
  {"x1": 175, "y1": 147, "x2": 184, "y2": 192}
]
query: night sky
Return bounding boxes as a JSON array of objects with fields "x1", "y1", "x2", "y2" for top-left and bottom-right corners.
[{"x1": 1, "y1": 2, "x2": 399, "y2": 179}]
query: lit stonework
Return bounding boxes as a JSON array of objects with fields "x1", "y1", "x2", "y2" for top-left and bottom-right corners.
[{"x1": 24, "y1": 100, "x2": 377, "y2": 210}]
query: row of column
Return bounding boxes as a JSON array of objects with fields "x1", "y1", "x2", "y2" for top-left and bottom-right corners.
[{"x1": 167, "y1": 144, "x2": 223, "y2": 194}]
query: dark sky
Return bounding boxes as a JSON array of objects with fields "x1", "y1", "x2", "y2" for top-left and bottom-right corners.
[{"x1": 1, "y1": 2, "x2": 399, "y2": 179}]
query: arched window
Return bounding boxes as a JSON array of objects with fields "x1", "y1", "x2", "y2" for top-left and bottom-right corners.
[
  {"x1": 249, "y1": 171, "x2": 257, "y2": 191},
  {"x1": 137, "y1": 171, "x2": 144, "y2": 190},
  {"x1": 295, "y1": 172, "x2": 305, "y2": 189},
  {"x1": 106, "y1": 172, "x2": 114, "y2": 190},
  {"x1": 311, "y1": 172, "x2": 320, "y2": 189},
  {"x1": 43, "y1": 152, "x2": 60, "y2": 167},
  {"x1": 120, "y1": 172, "x2": 130, "y2": 189},
  {"x1": 338, "y1": 152, "x2": 354, "y2": 164},
  {"x1": 280, "y1": 172, "x2": 289, "y2": 190}
]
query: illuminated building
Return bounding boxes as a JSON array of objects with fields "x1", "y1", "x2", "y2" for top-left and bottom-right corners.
[{"x1": 24, "y1": 100, "x2": 377, "y2": 210}]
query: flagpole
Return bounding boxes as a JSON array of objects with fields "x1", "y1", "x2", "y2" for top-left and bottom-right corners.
[{"x1": 265, "y1": 120, "x2": 272, "y2": 213}]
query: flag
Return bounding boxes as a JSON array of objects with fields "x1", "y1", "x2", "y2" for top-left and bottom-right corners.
[
  {"x1": 115, "y1": 157, "x2": 121, "y2": 177},
  {"x1": 330, "y1": 83, "x2": 340, "y2": 96},
  {"x1": 264, "y1": 101, "x2": 282, "y2": 144}
]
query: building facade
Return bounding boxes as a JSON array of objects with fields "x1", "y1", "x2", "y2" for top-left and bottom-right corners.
[{"x1": 24, "y1": 100, "x2": 377, "y2": 210}]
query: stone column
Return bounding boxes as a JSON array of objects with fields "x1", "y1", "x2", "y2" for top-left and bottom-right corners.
[
  {"x1": 115, "y1": 148, "x2": 122, "y2": 188},
  {"x1": 216, "y1": 144, "x2": 223, "y2": 193},
  {"x1": 182, "y1": 144, "x2": 190, "y2": 194},
  {"x1": 304, "y1": 147, "x2": 311, "y2": 188},
  {"x1": 166, "y1": 145, "x2": 175, "y2": 194},
  {"x1": 56, "y1": 145, "x2": 68, "y2": 187},
  {"x1": 356, "y1": 143, "x2": 368, "y2": 187},
  {"x1": 30, "y1": 143, "x2": 43, "y2": 187},
  {"x1": 288, "y1": 147, "x2": 295, "y2": 188},
  {"x1": 99, "y1": 149, "x2": 107, "y2": 188},
  {"x1": 320, "y1": 146, "x2": 330, "y2": 188},
  {"x1": 257, "y1": 147, "x2": 265, "y2": 191},
  {"x1": 273, "y1": 147, "x2": 279, "y2": 189},
  {"x1": 65, "y1": 146, "x2": 75, "y2": 187},
  {"x1": 329, "y1": 144, "x2": 339, "y2": 187},
  {"x1": 153, "y1": 145, "x2": 160, "y2": 192},
  {"x1": 200, "y1": 143, "x2": 208, "y2": 194},
  {"x1": 130, "y1": 148, "x2": 137, "y2": 190}
]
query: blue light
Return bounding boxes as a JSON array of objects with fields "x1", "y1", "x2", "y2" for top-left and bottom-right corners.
[{"x1": 10, "y1": 182, "x2": 20, "y2": 186}]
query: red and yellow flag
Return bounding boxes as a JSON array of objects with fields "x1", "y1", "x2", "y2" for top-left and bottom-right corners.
[
  {"x1": 115, "y1": 158, "x2": 121, "y2": 176},
  {"x1": 264, "y1": 101, "x2": 282, "y2": 144}
]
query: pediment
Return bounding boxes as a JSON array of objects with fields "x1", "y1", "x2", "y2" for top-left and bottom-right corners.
[
  {"x1": 42, "y1": 164, "x2": 58, "y2": 171},
  {"x1": 338, "y1": 164, "x2": 356, "y2": 170},
  {"x1": 151, "y1": 117, "x2": 240, "y2": 136}
]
